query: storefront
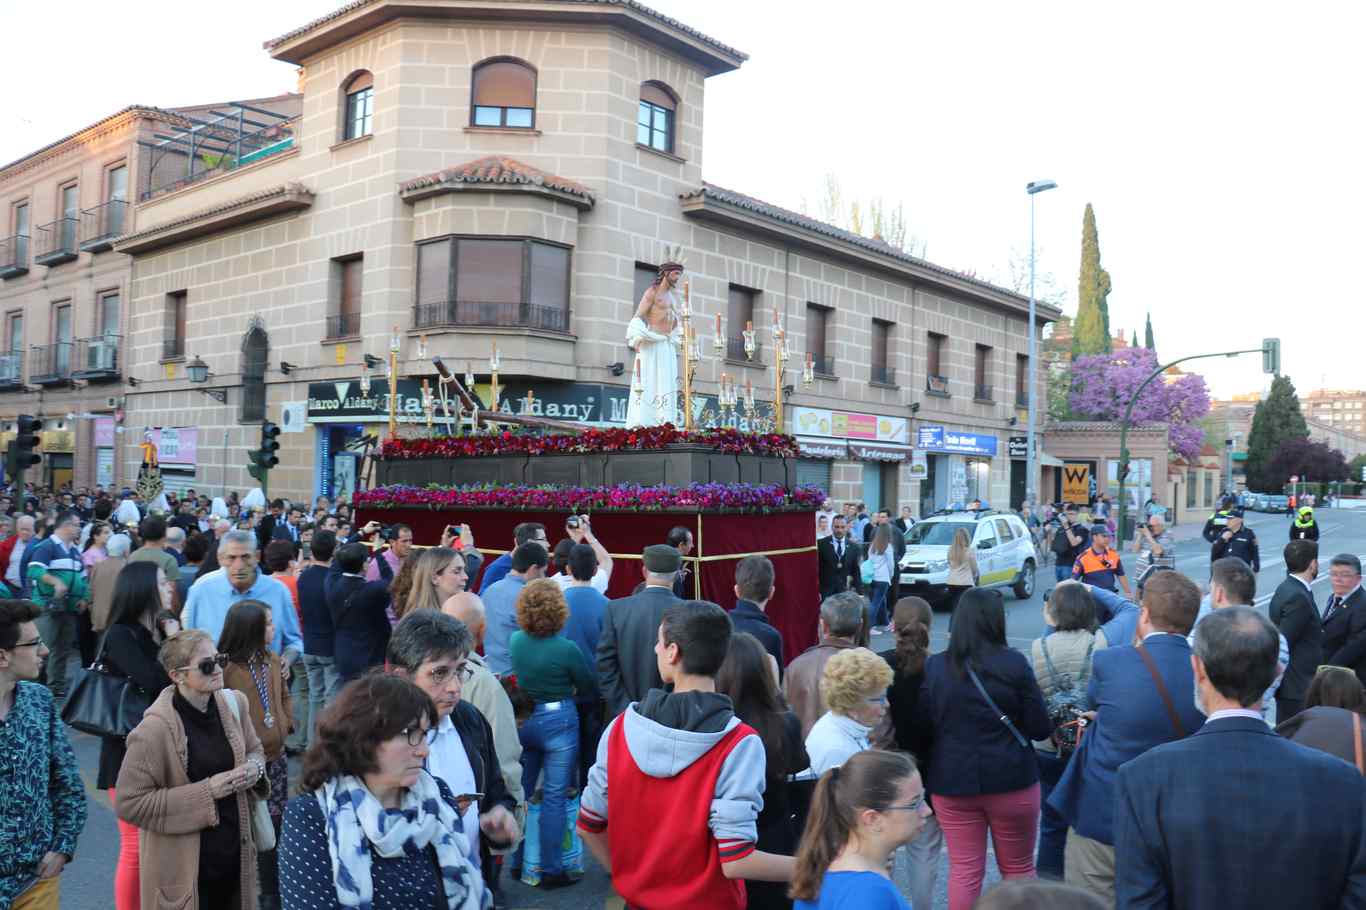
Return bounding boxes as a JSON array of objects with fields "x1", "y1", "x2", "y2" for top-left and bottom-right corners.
[
  {"x1": 792, "y1": 406, "x2": 911, "y2": 510},
  {"x1": 914, "y1": 425, "x2": 1001, "y2": 514},
  {"x1": 94, "y1": 417, "x2": 117, "y2": 489},
  {"x1": 40, "y1": 426, "x2": 75, "y2": 491}
]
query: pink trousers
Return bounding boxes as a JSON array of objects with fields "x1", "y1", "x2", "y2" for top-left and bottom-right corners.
[
  {"x1": 932, "y1": 782, "x2": 1040, "y2": 910},
  {"x1": 108, "y1": 789, "x2": 140, "y2": 910}
]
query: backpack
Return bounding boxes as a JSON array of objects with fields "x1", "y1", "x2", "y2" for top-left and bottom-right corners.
[{"x1": 1040, "y1": 636, "x2": 1094, "y2": 758}]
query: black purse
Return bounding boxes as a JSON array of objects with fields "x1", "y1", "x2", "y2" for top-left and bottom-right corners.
[{"x1": 62, "y1": 631, "x2": 153, "y2": 738}]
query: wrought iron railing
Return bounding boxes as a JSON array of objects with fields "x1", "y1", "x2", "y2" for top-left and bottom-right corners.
[
  {"x1": 34, "y1": 219, "x2": 78, "y2": 266},
  {"x1": 30, "y1": 343, "x2": 73, "y2": 381},
  {"x1": 73, "y1": 336, "x2": 121, "y2": 378},
  {"x1": 80, "y1": 201, "x2": 128, "y2": 252},
  {"x1": 926, "y1": 373, "x2": 949, "y2": 395},
  {"x1": 871, "y1": 365, "x2": 896, "y2": 385},
  {"x1": 0, "y1": 353, "x2": 22, "y2": 385},
  {"x1": 326, "y1": 312, "x2": 361, "y2": 338},
  {"x1": 412, "y1": 300, "x2": 569, "y2": 333},
  {"x1": 0, "y1": 235, "x2": 28, "y2": 278}
]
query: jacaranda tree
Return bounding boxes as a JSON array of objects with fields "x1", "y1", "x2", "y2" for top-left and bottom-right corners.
[{"x1": 1069, "y1": 347, "x2": 1211, "y2": 460}]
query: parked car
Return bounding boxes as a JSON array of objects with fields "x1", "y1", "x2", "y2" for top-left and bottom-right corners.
[
  {"x1": 1265, "y1": 494, "x2": 1290, "y2": 512},
  {"x1": 899, "y1": 511, "x2": 1037, "y2": 608}
]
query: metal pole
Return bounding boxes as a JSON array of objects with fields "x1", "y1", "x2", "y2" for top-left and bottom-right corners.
[{"x1": 1027, "y1": 193, "x2": 1038, "y2": 510}]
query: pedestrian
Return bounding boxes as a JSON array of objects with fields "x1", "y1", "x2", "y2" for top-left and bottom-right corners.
[
  {"x1": 1029, "y1": 582, "x2": 1104, "y2": 880},
  {"x1": 0, "y1": 515, "x2": 34, "y2": 597},
  {"x1": 1115, "y1": 606, "x2": 1366, "y2": 908},
  {"x1": 816, "y1": 516, "x2": 863, "y2": 600},
  {"x1": 297, "y1": 531, "x2": 339, "y2": 738},
  {"x1": 183, "y1": 530, "x2": 302, "y2": 667},
  {"x1": 578, "y1": 600, "x2": 794, "y2": 908},
  {"x1": 89, "y1": 533, "x2": 132, "y2": 635},
  {"x1": 1321, "y1": 554, "x2": 1366, "y2": 687},
  {"x1": 864, "y1": 525, "x2": 896, "y2": 634},
  {"x1": 731, "y1": 555, "x2": 785, "y2": 676},
  {"x1": 784, "y1": 592, "x2": 865, "y2": 738},
  {"x1": 1050, "y1": 504, "x2": 1090, "y2": 583},
  {"x1": 1291, "y1": 505, "x2": 1320, "y2": 541},
  {"x1": 277, "y1": 673, "x2": 489, "y2": 910},
  {"x1": 477, "y1": 523, "x2": 547, "y2": 595},
  {"x1": 667, "y1": 525, "x2": 695, "y2": 599},
  {"x1": 400, "y1": 545, "x2": 467, "y2": 619},
  {"x1": 1131, "y1": 514, "x2": 1175, "y2": 594},
  {"x1": 1190, "y1": 558, "x2": 1287, "y2": 725},
  {"x1": 82, "y1": 521, "x2": 112, "y2": 568},
  {"x1": 560, "y1": 543, "x2": 609, "y2": 669},
  {"x1": 788, "y1": 749, "x2": 929, "y2": 910},
  {"x1": 482, "y1": 542, "x2": 548, "y2": 675},
  {"x1": 508, "y1": 579, "x2": 596, "y2": 888},
  {"x1": 946, "y1": 527, "x2": 978, "y2": 615},
  {"x1": 176, "y1": 534, "x2": 209, "y2": 609},
  {"x1": 0, "y1": 598, "x2": 87, "y2": 910},
  {"x1": 1071, "y1": 525, "x2": 1131, "y2": 596},
  {"x1": 1270, "y1": 539, "x2": 1323, "y2": 721},
  {"x1": 916, "y1": 588, "x2": 1051, "y2": 910},
  {"x1": 1210, "y1": 508, "x2": 1260, "y2": 571},
  {"x1": 27, "y1": 509, "x2": 89, "y2": 704},
  {"x1": 552, "y1": 516, "x2": 612, "y2": 593},
  {"x1": 127, "y1": 517, "x2": 182, "y2": 585},
  {"x1": 1275, "y1": 665, "x2": 1366, "y2": 766},
  {"x1": 804, "y1": 647, "x2": 892, "y2": 776},
  {"x1": 874, "y1": 596, "x2": 942, "y2": 910},
  {"x1": 1201, "y1": 496, "x2": 1236, "y2": 544},
  {"x1": 324, "y1": 542, "x2": 393, "y2": 685},
  {"x1": 595, "y1": 544, "x2": 683, "y2": 716},
  {"x1": 717, "y1": 631, "x2": 808, "y2": 910},
  {"x1": 815, "y1": 500, "x2": 837, "y2": 540},
  {"x1": 115, "y1": 629, "x2": 269, "y2": 910}
]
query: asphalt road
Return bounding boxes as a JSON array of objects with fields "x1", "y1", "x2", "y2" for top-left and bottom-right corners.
[{"x1": 54, "y1": 507, "x2": 1366, "y2": 910}]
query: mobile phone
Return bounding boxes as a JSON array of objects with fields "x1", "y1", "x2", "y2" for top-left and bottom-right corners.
[
  {"x1": 565, "y1": 516, "x2": 580, "y2": 529},
  {"x1": 453, "y1": 792, "x2": 484, "y2": 803},
  {"x1": 448, "y1": 524, "x2": 462, "y2": 535}
]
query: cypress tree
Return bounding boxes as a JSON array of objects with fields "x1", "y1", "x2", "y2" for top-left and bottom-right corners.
[
  {"x1": 1144, "y1": 312, "x2": 1155, "y2": 351},
  {"x1": 1245, "y1": 374, "x2": 1310, "y2": 491},
  {"x1": 1074, "y1": 203, "x2": 1112, "y2": 356},
  {"x1": 1131, "y1": 330, "x2": 1139, "y2": 348}
]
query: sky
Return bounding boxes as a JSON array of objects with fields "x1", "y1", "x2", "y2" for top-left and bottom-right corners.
[{"x1": 4, "y1": 1, "x2": 1362, "y2": 400}]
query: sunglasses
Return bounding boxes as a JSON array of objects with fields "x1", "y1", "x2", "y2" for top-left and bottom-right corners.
[{"x1": 178, "y1": 653, "x2": 229, "y2": 676}]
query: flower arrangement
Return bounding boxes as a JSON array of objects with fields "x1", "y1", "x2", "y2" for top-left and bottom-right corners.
[
  {"x1": 354, "y1": 482, "x2": 826, "y2": 513},
  {"x1": 379, "y1": 424, "x2": 801, "y2": 461}
]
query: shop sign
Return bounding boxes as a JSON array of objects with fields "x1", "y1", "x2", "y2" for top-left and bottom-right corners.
[
  {"x1": 796, "y1": 437, "x2": 848, "y2": 459},
  {"x1": 307, "y1": 379, "x2": 461, "y2": 424},
  {"x1": 39, "y1": 430, "x2": 75, "y2": 454},
  {"x1": 909, "y1": 451, "x2": 928, "y2": 481},
  {"x1": 1062, "y1": 462, "x2": 1091, "y2": 504},
  {"x1": 152, "y1": 427, "x2": 198, "y2": 466},
  {"x1": 1008, "y1": 436, "x2": 1029, "y2": 459},
  {"x1": 95, "y1": 417, "x2": 116, "y2": 448},
  {"x1": 792, "y1": 406, "x2": 908, "y2": 443},
  {"x1": 916, "y1": 425, "x2": 999, "y2": 456},
  {"x1": 850, "y1": 442, "x2": 910, "y2": 462},
  {"x1": 485, "y1": 382, "x2": 630, "y2": 426}
]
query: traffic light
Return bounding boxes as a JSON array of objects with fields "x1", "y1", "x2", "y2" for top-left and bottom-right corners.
[
  {"x1": 1263, "y1": 337, "x2": 1281, "y2": 375},
  {"x1": 7, "y1": 415, "x2": 42, "y2": 486},
  {"x1": 247, "y1": 421, "x2": 281, "y2": 492}
]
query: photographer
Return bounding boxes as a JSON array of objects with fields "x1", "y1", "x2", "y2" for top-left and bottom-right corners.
[
  {"x1": 1133, "y1": 514, "x2": 1177, "y2": 594},
  {"x1": 553, "y1": 515, "x2": 612, "y2": 593},
  {"x1": 361, "y1": 521, "x2": 412, "y2": 583},
  {"x1": 1050, "y1": 503, "x2": 1090, "y2": 583},
  {"x1": 1071, "y1": 524, "x2": 1132, "y2": 596}
]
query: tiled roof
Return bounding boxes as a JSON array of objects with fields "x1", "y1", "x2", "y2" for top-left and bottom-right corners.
[
  {"x1": 264, "y1": 0, "x2": 746, "y2": 61},
  {"x1": 399, "y1": 156, "x2": 595, "y2": 204},
  {"x1": 681, "y1": 183, "x2": 1054, "y2": 312},
  {"x1": 0, "y1": 105, "x2": 189, "y2": 177}
]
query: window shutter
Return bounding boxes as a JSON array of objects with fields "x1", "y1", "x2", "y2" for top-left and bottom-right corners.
[
  {"x1": 640, "y1": 82, "x2": 676, "y2": 110},
  {"x1": 346, "y1": 71, "x2": 373, "y2": 93},
  {"x1": 473, "y1": 61, "x2": 535, "y2": 107},
  {"x1": 340, "y1": 258, "x2": 363, "y2": 318},
  {"x1": 416, "y1": 241, "x2": 451, "y2": 306}
]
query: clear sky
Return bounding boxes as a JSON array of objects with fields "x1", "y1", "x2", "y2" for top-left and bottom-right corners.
[{"x1": 4, "y1": 0, "x2": 1361, "y2": 400}]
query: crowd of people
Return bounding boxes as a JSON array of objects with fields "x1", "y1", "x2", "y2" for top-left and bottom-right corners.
[{"x1": 3, "y1": 481, "x2": 1366, "y2": 910}]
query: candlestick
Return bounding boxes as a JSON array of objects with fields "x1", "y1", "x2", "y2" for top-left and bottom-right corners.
[
  {"x1": 631, "y1": 357, "x2": 644, "y2": 400},
  {"x1": 490, "y1": 342, "x2": 501, "y2": 413},
  {"x1": 359, "y1": 369, "x2": 371, "y2": 395},
  {"x1": 421, "y1": 379, "x2": 435, "y2": 431},
  {"x1": 743, "y1": 321, "x2": 756, "y2": 360},
  {"x1": 685, "y1": 280, "x2": 690, "y2": 303},
  {"x1": 390, "y1": 327, "x2": 402, "y2": 354},
  {"x1": 464, "y1": 363, "x2": 475, "y2": 388},
  {"x1": 417, "y1": 335, "x2": 428, "y2": 359},
  {"x1": 804, "y1": 351, "x2": 815, "y2": 385}
]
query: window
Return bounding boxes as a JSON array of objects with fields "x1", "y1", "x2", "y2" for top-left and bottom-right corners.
[
  {"x1": 7, "y1": 313, "x2": 21, "y2": 354},
  {"x1": 871, "y1": 318, "x2": 893, "y2": 385},
  {"x1": 240, "y1": 324, "x2": 268, "y2": 423},
  {"x1": 471, "y1": 58, "x2": 536, "y2": 129},
  {"x1": 105, "y1": 164, "x2": 128, "y2": 236},
  {"x1": 634, "y1": 263, "x2": 658, "y2": 308},
  {"x1": 927, "y1": 332, "x2": 947, "y2": 393},
  {"x1": 974, "y1": 344, "x2": 993, "y2": 400},
  {"x1": 414, "y1": 237, "x2": 571, "y2": 332},
  {"x1": 342, "y1": 71, "x2": 374, "y2": 140},
  {"x1": 59, "y1": 184, "x2": 79, "y2": 250},
  {"x1": 52, "y1": 302, "x2": 72, "y2": 375},
  {"x1": 1203, "y1": 468, "x2": 1214, "y2": 506},
  {"x1": 805, "y1": 303, "x2": 830, "y2": 374},
  {"x1": 1186, "y1": 469, "x2": 1197, "y2": 508},
  {"x1": 727, "y1": 284, "x2": 758, "y2": 361},
  {"x1": 637, "y1": 82, "x2": 677, "y2": 153},
  {"x1": 164, "y1": 291, "x2": 187, "y2": 358},
  {"x1": 12, "y1": 202, "x2": 28, "y2": 264},
  {"x1": 97, "y1": 290, "x2": 119, "y2": 337},
  {"x1": 330, "y1": 255, "x2": 363, "y2": 337},
  {"x1": 1016, "y1": 354, "x2": 1029, "y2": 406}
]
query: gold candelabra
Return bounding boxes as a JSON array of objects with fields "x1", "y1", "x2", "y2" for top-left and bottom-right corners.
[
  {"x1": 489, "y1": 342, "x2": 502, "y2": 414},
  {"x1": 388, "y1": 325, "x2": 401, "y2": 438}
]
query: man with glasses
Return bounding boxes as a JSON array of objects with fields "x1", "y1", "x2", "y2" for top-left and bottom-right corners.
[
  {"x1": 0, "y1": 598, "x2": 86, "y2": 909},
  {"x1": 1133, "y1": 514, "x2": 1176, "y2": 594},
  {"x1": 1321, "y1": 554, "x2": 1366, "y2": 687},
  {"x1": 25, "y1": 510, "x2": 89, "y2": 703}
]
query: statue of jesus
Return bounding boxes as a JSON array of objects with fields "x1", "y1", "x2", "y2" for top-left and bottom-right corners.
[{"x1": 625, "y1": 255, "x2": 684, "y2": 427}]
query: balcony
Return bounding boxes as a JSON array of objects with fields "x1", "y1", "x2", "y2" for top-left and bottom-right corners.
[
  {"x1": 0, "y1": 235, "x2": 28, "y2": 279},
  {"x1": 412, "y1": 300, "x2": 569, "y2": 334},
  {"x1": 162, "y1": 336, "x2": 185, "y2": 360},
  {"x1": 34, "y1": 219, "x2": 78, "y2": 267},
  {"x1": 30, "y1": 343, "x2": 73, "y2": 384},
  {"x1": 926, "y1": 373, "x2": 950, "y2": 396},
  {"x1": 0, "y1": 353, "x2": 22, "y2": 388},
  {"x1": 139, "y1": 105, "x2": 300, "y2": 201},
  {"x1": 810, "y1": 354, "x2": 836, "y2": 378},
  {"x1": 974, "y1": 384, "x2": 994, "y2": 403},
  {"x1": 325, "y1": 312, "x2": 361, "y2": 339},
  {"x1": 726, "y1": 337, "x2": 763, "y2": 364},
  {"x1": 79, "y1": 200, "x2": 128, "y2": 253},
  {"x1": 871, "y1": 365, "x2": 896, "y2": 386},
  {"x1": 72, "y1": 336, "x2": 121, "y2": 381}
]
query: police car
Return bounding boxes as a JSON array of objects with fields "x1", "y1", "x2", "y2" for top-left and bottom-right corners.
[{"x1": 898, "y1": 510, "x2": 1038, "y2": 607}]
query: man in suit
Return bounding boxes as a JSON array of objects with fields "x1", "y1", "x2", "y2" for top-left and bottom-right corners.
[
  {"x1": 1322, "y1": 553, "x2": 1366, "y2": 686},
  {"x1": 1049, "y1": 571, "x2": 1205, "y2": 904},
  {"x1": 817, "y1": 515, "x2": 862, "y2": 599},
  {"x1": 1115, "y1": 606, "x2": 1366, "y2": 909},
  {"x1": 666, "y1": 526, "x2": 694, "y2": 599},
  {"x1": 1270, "y1": 539, "x2": 1322, "y2": 721},
  {"x1": 270, "y1": 506, "x2": 304, "y2": 545},
  {"x1": 730, "y1": 554, "x2": 784, "y2": 678},
  {"x1": 596, "y1": 545, "x2": 683, "y2": 716}
]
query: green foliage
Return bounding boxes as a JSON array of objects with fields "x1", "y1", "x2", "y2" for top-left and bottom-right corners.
[
  {"x1": 1245, "y1": 375, "x2": 1310, "y2": 490},
  {"x1": 1074, "y1": 203, "x2": 1112, "y2": 356},
  {"x1": 1144, "y1": 312, "x2": 1155, "y2": 351}
]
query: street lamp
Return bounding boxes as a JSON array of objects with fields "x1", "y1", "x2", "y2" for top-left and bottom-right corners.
[
  {"x1": 186, "y1": 355, "x2": 227, "y2": 404},
  {"x1": 1025, "y1": 179, "x2": 1057, "y2": 509}
]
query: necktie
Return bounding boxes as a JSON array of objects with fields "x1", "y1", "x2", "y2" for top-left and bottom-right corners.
[{"x1": 836, "y1": 540, "x2": 844, "y2": 561}]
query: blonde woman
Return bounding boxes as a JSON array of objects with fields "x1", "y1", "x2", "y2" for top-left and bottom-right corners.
[
  {"x1": 946, "y1": 528, "x2": 979, "y2": 615},
  {"x1": 805, "y1": 646, "x2": 895, "y2": 775},
  {"x1": 399, "y1": 546, "x2": 467, "y2": 619}
]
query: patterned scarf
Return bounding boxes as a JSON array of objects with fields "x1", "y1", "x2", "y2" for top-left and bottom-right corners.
[{"x1": 315, "y1": 771, "x2": 488, "y2": 910}]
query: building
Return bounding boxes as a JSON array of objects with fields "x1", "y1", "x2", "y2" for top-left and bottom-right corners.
[
  {"x1": 7, "y1": 0, "x2": 1059, "y2": 511},
  {"x1": 1305, "y1": 389, "x2": 1366, "y2": 438},
  {"x1": 1210, "y1": 391, "x2": 1366, "y2": 482}
]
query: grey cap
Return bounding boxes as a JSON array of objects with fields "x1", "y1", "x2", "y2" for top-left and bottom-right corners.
[{"x1": 644, "y1": 544, "x2": 683, "y2": 574}]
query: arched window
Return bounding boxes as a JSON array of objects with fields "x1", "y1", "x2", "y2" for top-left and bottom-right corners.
[
  {"x1": 240, "y1": 321, "x2": 268, "y2": 423},
  {"x1": 342, "y1": 71, "x2": 374, "y2": 140},
  {"x1": 638, "y1": 82, "x2": 677, "y2": 153},
  {"x1": 471, "y1": 58, "x2": 536, "y2": 129}
]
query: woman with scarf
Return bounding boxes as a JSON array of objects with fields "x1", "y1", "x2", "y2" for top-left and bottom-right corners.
[{"x1": 278, "y1": 672, "x2": 489, "y2": 910}]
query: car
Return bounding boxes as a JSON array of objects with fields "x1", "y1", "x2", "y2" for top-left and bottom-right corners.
[
  {"x1": 898, "y1": 510, "x2": 1037, "y2": 609},
  {"x1": 1265, "y1": 494, "x2": 1289, "y2": 512}
]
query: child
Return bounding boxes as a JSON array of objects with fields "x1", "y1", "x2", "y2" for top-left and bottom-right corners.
[{"x1": 577, "y1": 600, "x2": 793, "y2": 909}]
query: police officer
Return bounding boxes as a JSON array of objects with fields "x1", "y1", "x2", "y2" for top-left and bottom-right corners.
[
  {"x1": 1211, "y1": 508, "x2": 1260, "y2": 572},
  {"x1": 1202, "y1": 494, "x2": 1238, "y2": 544},
  {"x1": 1290, "y1": 506, "x2": 1320, "y2": 542}
]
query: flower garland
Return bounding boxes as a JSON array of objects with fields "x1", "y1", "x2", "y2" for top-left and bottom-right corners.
[
  {"x1": 379, "y1": 425, "x2": 801, "y2": 461},
  {"x1": 353, "y1": 482, "x2": 825, "y2": 513}
]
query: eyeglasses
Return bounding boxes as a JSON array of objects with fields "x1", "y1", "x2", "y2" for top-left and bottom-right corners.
[
  {"x1": 426, "y1": 662, "x2": 474, "y2": 684},
  {"x1": 882, "y1": 793, "x2": 927, "y2": 814},
  {"x1": 8, "y1": 637, "x2": 43, "y2": 650},
  {"x1": 178, "y1": 653, "x2": 229, "y2": 676},
  {"x1": 1330, "y1": 571, "x2": 1361, "y2": 579},
  {"x1": 864, "y1": 694, "x2": 889, "y2": 707},
  {"x1": 397, "y1": 726, "x2": 428, "y2": 747}
]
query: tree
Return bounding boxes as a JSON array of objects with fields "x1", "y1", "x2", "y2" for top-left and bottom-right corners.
[
  {"x1": 1074, "y1": 203, "x2": 1113, "y2": 357},
  {"x1": 1131, "y1": 330, "x2": 1139, "y2": 348},
  {"x1": 1349, "y1": 453, "x2": 1366, "y2": 485},
  {"x1": 1068, "y1": 347, "x2": 1211, "y2": 460},
  {"x1": 1144, "y1": 312, "x2": 1155, "y2": 351},
  {"x1": 1266, "y1": 438, "x2": 1348, "y2": 488},
  {"x1": 802, "y1": 174, "x2": 927, "y2": 257},
  {"x1": 1245, "y1": 374, "x2": 1309, "y2": 491}
]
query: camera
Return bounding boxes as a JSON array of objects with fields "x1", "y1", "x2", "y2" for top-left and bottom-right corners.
[
  {"x1": 447, "y1": 524, "x2": 462, "y2": 536},
  {"x1": 377, "y1": 524, "x2": 399, "y2": 542},
  {"x1": 565, "y1": 516, "x2": 580, "y2": 529}
]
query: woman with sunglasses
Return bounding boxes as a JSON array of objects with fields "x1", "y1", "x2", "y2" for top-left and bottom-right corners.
[
  {"x1": 790, "y1": 749, "x2": 931, "y2": 909},
  {"x1": 116, "y1": 629, "x2": 270, "y2": 910},
  {"x1": 279, "y1": 672, "x2": 488, "y2": 910},
  {"x1": 804, "y1": 647, "x2": 893, "y2": 776},
  {"x1": 220, "y1": 600, "x2": 294, "y2": 910}
]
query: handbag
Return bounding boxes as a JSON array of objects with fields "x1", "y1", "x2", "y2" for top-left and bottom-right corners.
[
  {"x1": 966, "y1": 662, "x2": 1029, "y2": 749},
  {"x1": 220, "y1": 690, "x2": 276, "y2": 852},
  {"x1": 62, "y1": 632, "x2": 153, "y2": 738},
  {"x1": 859, "y1": 556, "x2": 876, "y2": 586}
]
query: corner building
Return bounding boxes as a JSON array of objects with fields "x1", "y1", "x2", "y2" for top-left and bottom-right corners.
[{"x1": 112, "y1": 0, "x2": 1059, "y2": 509}]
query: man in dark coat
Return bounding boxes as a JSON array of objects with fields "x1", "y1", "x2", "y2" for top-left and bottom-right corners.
[
  {"x1": 1269, "y1": 539, "x2": 1323, "y2": 721},
  {"x1": 1322, "y1": 553, "x2": 1366, "y2": 687},
  {"x1": 596, "y1": 545, "x2": 684, "y2": 717},
  {"x1": 730, "y1": 555, "x2": 784, "y2": 679},
  {"x1": 817, "y1": 515, "x2": 863, "y2": 599}
]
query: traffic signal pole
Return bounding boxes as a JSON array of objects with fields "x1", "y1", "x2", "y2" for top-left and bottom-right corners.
[{"x1": 247, "y1": 422, "x2": 281, "y2": 495}]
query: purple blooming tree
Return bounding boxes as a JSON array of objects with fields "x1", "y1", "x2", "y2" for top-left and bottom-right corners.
[{"x1": 1068, "y1": 347, "x2": 1211, "y2": 460}]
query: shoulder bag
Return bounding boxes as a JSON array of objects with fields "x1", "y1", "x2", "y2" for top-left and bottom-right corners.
[
  {"x1": 1040, "y1": 636, "x2": 1094, "y2": 757},
  {"x1": 1354, "y1": 712, "x2": 1364, "y2": 776},
  {"x1": 1135, "y1": 642, "x2": 1186, "y2": 739},
  {"x1": 966, "y1": 662, "x2": 1029, "y2": 749},
  {"x1": 62, "y1": 630, "x2": 153, "y2": 738},
  {"x1": 220, "y1": 689, "x2": 277, "y2": 852}
]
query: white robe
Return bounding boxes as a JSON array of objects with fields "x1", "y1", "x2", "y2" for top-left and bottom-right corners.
[{"x1": 625, "y1": 307, "x2": 681, "y2": 428}]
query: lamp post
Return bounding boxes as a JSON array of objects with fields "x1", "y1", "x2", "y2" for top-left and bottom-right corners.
[{"x1": 1025, "y1": 179, "x2": 1057, "y2": 510}]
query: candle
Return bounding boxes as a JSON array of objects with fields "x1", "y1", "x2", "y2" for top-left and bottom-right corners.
[
  {"x1": 685, "y1": 280, "x2": 690, "y2": 303},
  {"x1": 715, "y1": 312, "x2": 721, "y2": 334},
  {"x1": 635, "y1": 359, "x2": 642, "y2": 379},
  {"x1": 806, "y1": 351, "x2": 814, "y2": 367}
]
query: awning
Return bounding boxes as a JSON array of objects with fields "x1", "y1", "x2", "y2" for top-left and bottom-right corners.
[
  {"x1": 1039, "y1": 450, "x2": 1065, "y2": 468},
  {"x1": 795, "y1": 437, "x2": 847, "y2": 459},
  {"x1": 849, "y1": 442, "x2": 911, "y2": 462}
]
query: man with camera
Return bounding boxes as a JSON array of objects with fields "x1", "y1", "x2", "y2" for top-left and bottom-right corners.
[
  {"x1": 1072, "y1": 525, "x2": 1132, "y2": 596},
  {"x1": 1050, "y1": 503, "x2": 1091, "y2": 582},
  {"x1": 361, "y1": 521, "x2": 413, "y2": 582},
  {"x1": 1133, "y1": 514, "x2": 1176, "y2": 593},
  {"x1": 554, "y1": 515, "x2": 612, "y2": 593}
]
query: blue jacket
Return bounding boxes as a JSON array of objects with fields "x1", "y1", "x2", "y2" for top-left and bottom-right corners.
[
  {"x1": 323, "y1": 570, "x2": 392, "y2": 681},
  {"x1": 1048, "y1": 633, "x2": 1205, "y2": 845},
  {"x1": 1116, "y1": 715, "x2": 1366, "y2": 909},
  {"x1": 296, "y1": 564, "x2": 334, "y2": 658},
  {"x1": 1089, "y1": 585, "x2": 1142, "y2": 648},
  {"x1": 730, "y1": 600, "x2": 784, "y2": 677}
]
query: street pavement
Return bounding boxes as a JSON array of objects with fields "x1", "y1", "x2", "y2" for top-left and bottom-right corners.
[{"x1": 55, "y1": 506, "x2": 1366, "y2": 909}]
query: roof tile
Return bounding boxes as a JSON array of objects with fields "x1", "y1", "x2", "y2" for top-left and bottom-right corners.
[{"x1": 399, "y1": 155, "x2": 594, "y2": 204}]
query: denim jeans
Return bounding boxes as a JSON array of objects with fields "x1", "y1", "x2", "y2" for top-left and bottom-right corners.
[
  {"x1": 869, "y1": 581, "x2": 891, "y2": 627},
  {"x1": 286, "y1": 662, "x2": 309, "y2": 751},
  {"x1": 1036, "y1": 748, "x2": 1069, "y2": 879},
  {"x1": 1055, "y1": 564, "x2": 1073, "y2": 583},
  {"x1": 302, "y1": 654, "x2": 341, "y2": 747},
  {"x1": 516, "y1": 700, "x2": 579, "y2": 876}
]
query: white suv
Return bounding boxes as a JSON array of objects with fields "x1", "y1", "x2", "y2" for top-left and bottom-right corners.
[{"x1": 898, "y1": 511, "x2": 1038, "y2": 607}]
